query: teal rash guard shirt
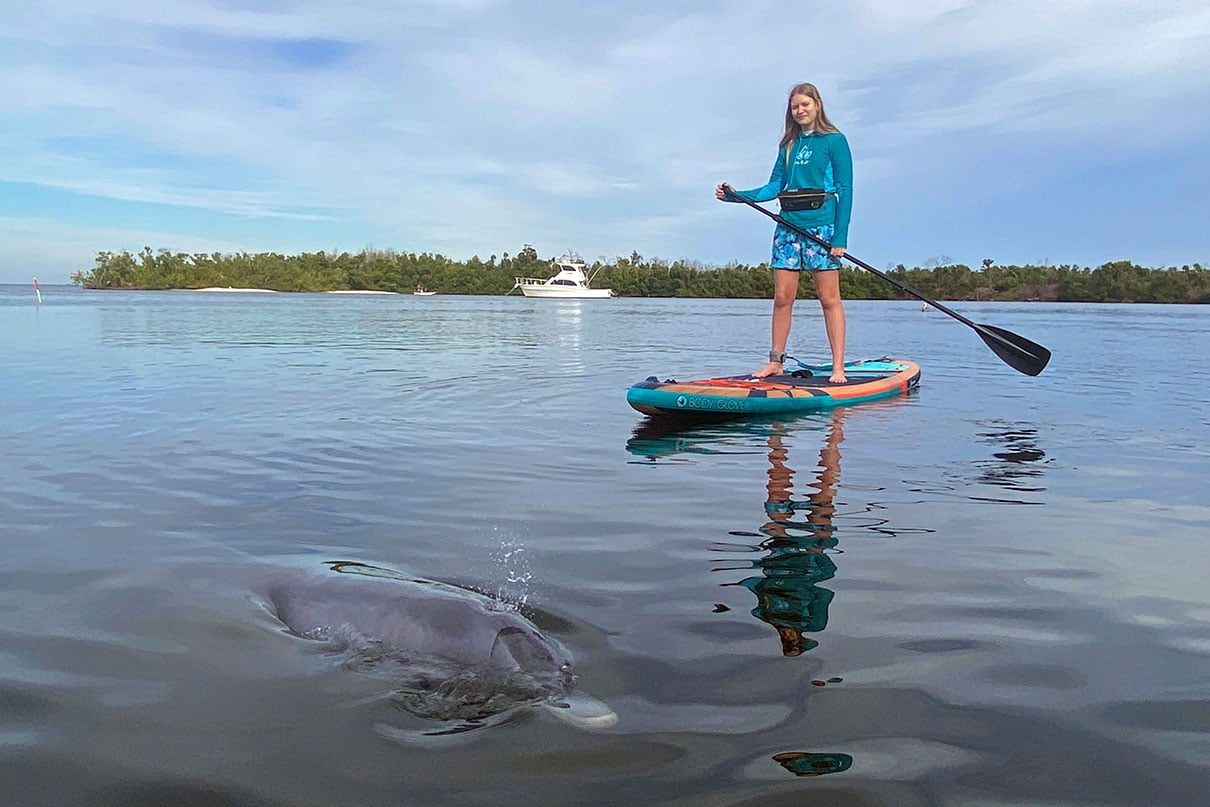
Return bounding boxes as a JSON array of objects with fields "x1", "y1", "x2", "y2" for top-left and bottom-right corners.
[{"x1": 731, "y1": 131, "x2": 853, "y2": 248}]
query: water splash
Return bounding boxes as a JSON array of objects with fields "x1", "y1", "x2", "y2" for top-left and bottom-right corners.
[{"x1": 491, "y1": 527, "x2": 532, "y2": 609}]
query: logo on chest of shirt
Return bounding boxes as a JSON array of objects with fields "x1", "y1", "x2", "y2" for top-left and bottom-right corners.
[{"x1": 794, "y1": 143, "x2": 813, "y2": 165}]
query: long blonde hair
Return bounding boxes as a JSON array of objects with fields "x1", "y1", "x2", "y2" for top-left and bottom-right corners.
[{"x1": 779, "y1": 82, "x2": 841, "y2": 150}]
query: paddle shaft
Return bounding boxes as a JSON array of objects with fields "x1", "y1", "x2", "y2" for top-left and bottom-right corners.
[
  {"x1": 731, "y1": 195, "x2": 977, "y2": 326},
  {"x1": 725, "y1": 191, "x2": 1051, "y2": 376}
]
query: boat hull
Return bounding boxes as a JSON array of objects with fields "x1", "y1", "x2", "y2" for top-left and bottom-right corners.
[
  {"x1": 518, "y1": 286, "x2": 612, "y2": 299},
  {"x1": 626, "y1": 358, "x2": 920, "y2": 419}
]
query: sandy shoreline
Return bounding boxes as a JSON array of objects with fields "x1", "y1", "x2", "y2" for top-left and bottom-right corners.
[
  {"x1": 187, "y1": 288, "x2": 400, "y2": 294},
  {"x1": 193, "y1": 287, "x2": 277, "y2": 293},
  {"x1": 324, "y1": 289, "x2": 398, "y2": 294}
]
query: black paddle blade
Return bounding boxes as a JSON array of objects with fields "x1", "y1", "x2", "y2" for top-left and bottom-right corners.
[{"x1": 975, "y1": 323, "x2": 1051, "y2": 376}]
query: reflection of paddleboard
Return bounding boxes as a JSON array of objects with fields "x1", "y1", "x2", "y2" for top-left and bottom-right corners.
[{"x1": 626, "y1": 358, "x2": 919, "y2": 420}]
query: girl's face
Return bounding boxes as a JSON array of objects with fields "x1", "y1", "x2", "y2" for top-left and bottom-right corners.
[{"x1": 790, "y1": 93, "x2": 818, "y2": 129}]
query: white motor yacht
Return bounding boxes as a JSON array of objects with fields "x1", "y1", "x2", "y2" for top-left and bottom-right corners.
[{"x1": 514, "y1": 259, "x2": 612, "y2": 298}]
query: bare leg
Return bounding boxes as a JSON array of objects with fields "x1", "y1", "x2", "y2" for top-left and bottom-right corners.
[
  {"x1": 813, "y1": 270, "x2": 847, "y2": 383},
  {"x1": 752, "y1": 269, "x2": 800, "y2": 378}
]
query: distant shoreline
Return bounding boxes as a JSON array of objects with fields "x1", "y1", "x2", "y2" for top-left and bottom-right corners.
[
  {"x1": 10, "y1": 285, "x2": 407, "y2": 294},
  {"x1": 66, "y1": 247, "x2": 1210, "y2": 304}
]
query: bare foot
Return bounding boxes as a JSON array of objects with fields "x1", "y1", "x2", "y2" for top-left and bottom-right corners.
[
  {"x1": 752, "y1": 361, "x2": 783, "y2": 379},
  {"x1": 829, "y1": 370, "x2": 847, "y2": 383}
]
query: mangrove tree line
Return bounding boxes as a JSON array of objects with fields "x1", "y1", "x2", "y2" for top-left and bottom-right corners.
[{"x1": 70, "y1": 245, "x2": 1210, "y2": 303}]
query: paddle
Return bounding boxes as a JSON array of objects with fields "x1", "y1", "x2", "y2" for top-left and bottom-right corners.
[{"x1": 725, "y1": 190, "x2": 1051, "y2": 376}]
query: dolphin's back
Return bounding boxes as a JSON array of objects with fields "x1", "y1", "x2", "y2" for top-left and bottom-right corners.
[{"x1": 267, "y1": 572, "x2": 570, "y2": 675}]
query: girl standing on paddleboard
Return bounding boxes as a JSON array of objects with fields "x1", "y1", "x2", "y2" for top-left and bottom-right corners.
[{"x1": 717, "y1": 82, "x2": 854, "y2": 383}]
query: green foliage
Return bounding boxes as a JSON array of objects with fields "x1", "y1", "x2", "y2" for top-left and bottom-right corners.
[{"x1": 70, "y1": 247, "x2": 1210, "y2": 303}]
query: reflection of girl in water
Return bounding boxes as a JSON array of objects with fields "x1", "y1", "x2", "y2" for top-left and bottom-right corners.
[
  {"x1": 722, "y1": 408, "x2": 846, "y2": 656},
  {"x1": 737, "y1": 547, "x2": 836, "y2": 656}
]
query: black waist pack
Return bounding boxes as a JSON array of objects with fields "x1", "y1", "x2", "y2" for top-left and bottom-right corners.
[{"x1": 778, "y1": 188, "x2": 829, "y2": 211}]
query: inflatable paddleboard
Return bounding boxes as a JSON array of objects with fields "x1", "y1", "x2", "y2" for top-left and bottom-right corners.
[{"x1": 626, "y1": 358, "x2": 919, "y2": 419}]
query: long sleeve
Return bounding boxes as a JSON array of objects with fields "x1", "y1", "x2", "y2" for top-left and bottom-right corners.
[
  {"x1": 729, "y1": 146, "x2": 789, "y2": 203},
  {"x1": 725, "y1": 132, "x2": 854, "y2": 248},
  {"x1": 828, "y1": 136, "x2": 853, "y2": 248}
]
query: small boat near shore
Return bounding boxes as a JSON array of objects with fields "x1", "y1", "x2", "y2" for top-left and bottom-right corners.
[
  {"x1": 413, "y1": 285, "x2": 437, "y2": 296},
  {"x1": 514, "y1": 259, "x2": 611, "y2": 299}
]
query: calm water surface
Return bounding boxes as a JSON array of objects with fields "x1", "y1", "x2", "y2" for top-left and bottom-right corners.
[{"x1": 2, "y1": 285, "x2": 1209, "y2": 806}]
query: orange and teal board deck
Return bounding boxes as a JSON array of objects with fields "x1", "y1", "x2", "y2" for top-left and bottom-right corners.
[{"x1": 626, "y1": 358, "x2": 920, "y2": 419}]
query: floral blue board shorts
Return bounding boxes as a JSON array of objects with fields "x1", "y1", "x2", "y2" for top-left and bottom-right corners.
[{"x1": 771, "y1": 223, "x2": 841, "y2": 271}]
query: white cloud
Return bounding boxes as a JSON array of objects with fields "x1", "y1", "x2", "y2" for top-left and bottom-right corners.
[{"x1": 2, "y1": 0, "x2": 1210, "y2": 282}]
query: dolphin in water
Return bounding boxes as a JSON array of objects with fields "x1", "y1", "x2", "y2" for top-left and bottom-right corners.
[{"x1": 265, "y1": 561, "x2": 616, "y2": 736}]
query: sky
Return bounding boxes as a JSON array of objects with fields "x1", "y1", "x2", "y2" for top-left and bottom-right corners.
[{"x1": 3, "y1": 0, "x2": 1210, "y2": 284}]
